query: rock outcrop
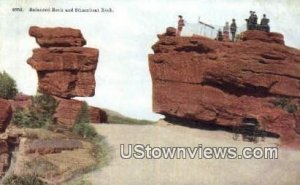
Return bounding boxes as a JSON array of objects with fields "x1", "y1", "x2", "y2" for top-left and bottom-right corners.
[
  {"x1": 9, "y1": 93, "x2": 32, "y2": 111},
  {"x1": 0, "y1": 99, "x2": 15, "y2": 176},
  {"x1": 89, "y1": 106, "x2": 108, "y2": 123},
  {"x1": 149, "y1": 28, "x2": 300, "y2": 146},
  {"x1": 0, "y1": 99, "x2": 12, "y2": 133},
  {"x1": 27, "y1": 26, "x2": 106, "y2": 128},
  {"x1": 54, "y1": 98, "x2": 84, "y2": 129}
]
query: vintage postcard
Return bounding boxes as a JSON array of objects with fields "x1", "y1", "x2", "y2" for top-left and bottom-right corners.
[{"x1": 0, "y1": 0, "x2": 299, "y2": 184}]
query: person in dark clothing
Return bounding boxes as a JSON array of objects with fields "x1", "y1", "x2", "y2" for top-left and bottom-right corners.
[
  {"x1": 246, "y1": 11, "x2": 254, "y2": 30},
  {"x1": 260, "y1": 14, "x2": 270, "y2": 32},
  {"x1": 230, "y1": 19, "x2": 237, "y2": 42},
  {"x1": 216, "y1": 29, "x2": 223, "y2": 41}
]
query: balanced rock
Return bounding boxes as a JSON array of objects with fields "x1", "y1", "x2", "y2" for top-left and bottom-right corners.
[
  {"x1": 29, "y1": 26, "x2": 86, "y2": 47},
  {"x1": 27, "y1": 26, "x2": 99, "y2": 98},
  {"x1": 149, "y1": 29, "x2": 300, "y2": 146}
]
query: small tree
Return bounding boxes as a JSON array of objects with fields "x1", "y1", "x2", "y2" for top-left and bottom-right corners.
[{"x1": 0, "y1": 71, "x2": 18, "y2": 99}]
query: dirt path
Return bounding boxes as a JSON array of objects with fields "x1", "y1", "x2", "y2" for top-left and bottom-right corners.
[{"x1": 86, "y1": 121, "x2": 300, "y2": 185}]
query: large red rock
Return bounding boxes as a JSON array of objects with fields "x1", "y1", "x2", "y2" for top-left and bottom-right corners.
[
  {"x1": 29, "y1": 26, "x2": 86, "y2": 47},
  {"x1": 0, "y1": 99, "x2": 12, "y2": 133},
  {"x1": 149, "y1": 29, "x2": 300, "y2": 146},
  {"x1": 27, "y1": 47, "x2": 99, "y2": 98},
  {"x1": 54, "y1": 98, "x2": 84, "y2": 129},
  {"x1": 89, "y1": 106, "x2": 108, "y2": 123}
]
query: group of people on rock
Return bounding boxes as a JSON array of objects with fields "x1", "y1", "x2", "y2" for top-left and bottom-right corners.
[
  {"x1": 246, "y1": 11, "x2": 270, "y2": 32},
  {"x1": 217, "y1": 19, "x2": 236, "y2": 42},
  {"x1": 177, "y1": 11, "x2": 270, "y2": 42}
]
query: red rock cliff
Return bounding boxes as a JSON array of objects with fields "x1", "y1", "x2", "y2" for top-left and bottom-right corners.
[{"x1": 149, "y1": 29, "x2": 300, "y2": 146}]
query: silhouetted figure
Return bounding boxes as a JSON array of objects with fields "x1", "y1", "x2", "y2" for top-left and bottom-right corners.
[
  {"x1": 260, "y1": 14, "x2": 270, "y2": 32},
  {"x1": 246, "y1": 11, "x2": 258, "y2": 30},
  {"x1": 177, "y1": 15, "x2": 185, "y2": 36},
  {"x1": 253, "y1": 12, "x2": 258, "y2": 25},
  {"x1": 230, "y1": 19, "x2": 237, "y2": 42},
  {"x1": 216, "y1": 29, "x2": 223, "y2": 41}
]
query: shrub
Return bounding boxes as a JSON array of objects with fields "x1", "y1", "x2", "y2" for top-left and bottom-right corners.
[
  {"x1": 272, "y1": 98, "x2": 288, "y2": 109},
  {"x1": 272, "y1": 98, "x2": 299, "y2": 113},
  {"x1": 3, "y1": 175, "x2": 45, "y2": 185},
  {"x1": 73, "y1": 102, "x2": 97, "y2": 140},
  {"x1": 12, "y1": 94, "x2": 57, "y2": 128},
  {"x1": 0, "y1": 71, "x2": 18, "y2": 99}
]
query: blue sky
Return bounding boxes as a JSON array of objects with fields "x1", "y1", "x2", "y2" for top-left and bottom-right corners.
[{"x1": 0, "y1": 0, "x2": 300, "y2": 120}]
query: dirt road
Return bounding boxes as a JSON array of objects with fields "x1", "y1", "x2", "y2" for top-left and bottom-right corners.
[{"x1": 85, "y1": 121, "x2": 300, "y2": 185}]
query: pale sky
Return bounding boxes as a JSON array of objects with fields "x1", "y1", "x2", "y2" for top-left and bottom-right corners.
[{"x1": 0, "y1": 0, "x2": 300, "y2": 120}]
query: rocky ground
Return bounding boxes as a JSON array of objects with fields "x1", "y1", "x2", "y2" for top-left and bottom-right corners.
[{"x1": 83, "y1": 121, "x2": 300, "y2": 185}]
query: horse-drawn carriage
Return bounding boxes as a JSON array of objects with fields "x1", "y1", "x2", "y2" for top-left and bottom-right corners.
[{"x1": 233, "y1": 116, "x2": 266, "y2": 143}]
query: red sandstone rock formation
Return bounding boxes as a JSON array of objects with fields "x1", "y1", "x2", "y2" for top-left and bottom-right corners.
[
  {"x1": 89, "y1": 106, "x2": 108, "y2": 123},
  {"x1": 0, "y1": 99, "x2": 12, "y2": 133},
  {"x1": 29, "y1": 26, "x2": 86, "y2": 47},
  {"x1": 149, "y1": 28, "x2": 300, "y2": 146},
  {"x1": 54, "y1": 98, "x2": 84, "y2": 129},
  {"x1": 27, "y1": 26, "x2": 107, "y2": 128},
  {"x1": 27, "y1": 26, "x2": 99, "y2": 98},
  {"x1": 9, "y1": 93, "x2": 32, "y2": 111},
  {"x1": 0, "y1": 99, "x2": 13, "y2": 176}
]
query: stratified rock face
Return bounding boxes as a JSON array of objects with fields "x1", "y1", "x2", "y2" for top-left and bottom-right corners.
[
  {"x1": 27, "y1": 26, "x2": 99, "y2": 98},
  {"x1": 29, "y1": 26, "x2": 86, "y2": 47},
  {"x1": 89, "y1": 106, "x2": 108, "y2": 123},
  {"x1": 54, "y1": 98, "x2": 84, "y2": 129},
  {"x1": 0, "y1": 99, "x2": 12, "y2": 133},
  {"x1": 149, "y1": 29, "x2": 300, "y2": 145}
]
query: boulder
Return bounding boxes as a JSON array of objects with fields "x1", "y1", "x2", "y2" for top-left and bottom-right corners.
[
  {"x1": 0, "y1": 99, "x2": 12, "y2": 133},
  {"x1": 241, "y1": 30, "x2": 284, "y2": 45},
  {"x1": 165, "y1": 27, "x2": 177, "y2": 37},
  {"x1": 149, "y1": 29, "x2": 300, "y2": 146},
  {"x1": 27, "y1": 47, "x2": 99, "y2": 98},
  {"x1": 29, "y1": 26, "x2": 86, "y2": 47},
  {"x1": 89, "y1": 106, "x2": 108, "y2": 123}
]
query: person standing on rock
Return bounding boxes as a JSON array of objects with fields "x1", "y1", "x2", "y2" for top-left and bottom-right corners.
[
  {"x1": 230, "y1": 19, "x2": 237, "y2": 42},
  {"x1": 223, "y1": 22, "x2": 230, "y2": 40},
  {"x1": 177, "y1": 15, "x2": 185, "y2": 36},
  {"x1": 260, "y1": 14, "x2": 270, "y2": 32}
]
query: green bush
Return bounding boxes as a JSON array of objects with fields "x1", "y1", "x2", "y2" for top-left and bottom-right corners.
[
  {"x1": 73, "y1": 102, "x2": 97, "y2": 140},
  {"x1": 12, "y1": 94, "x2": 57, "y2": 128},
  {"x1": 0, "y1": 71, "x2": 18, "y2": 99},
  {"x1": 273, "y1": 98, "x2": 289, "y2": 109},
  {"x1": 272, "y1": 98, "x2": 299, "y2": 113},
  {"x1": 3, "y1": 174, "x2": 45, "y2": 185}
]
